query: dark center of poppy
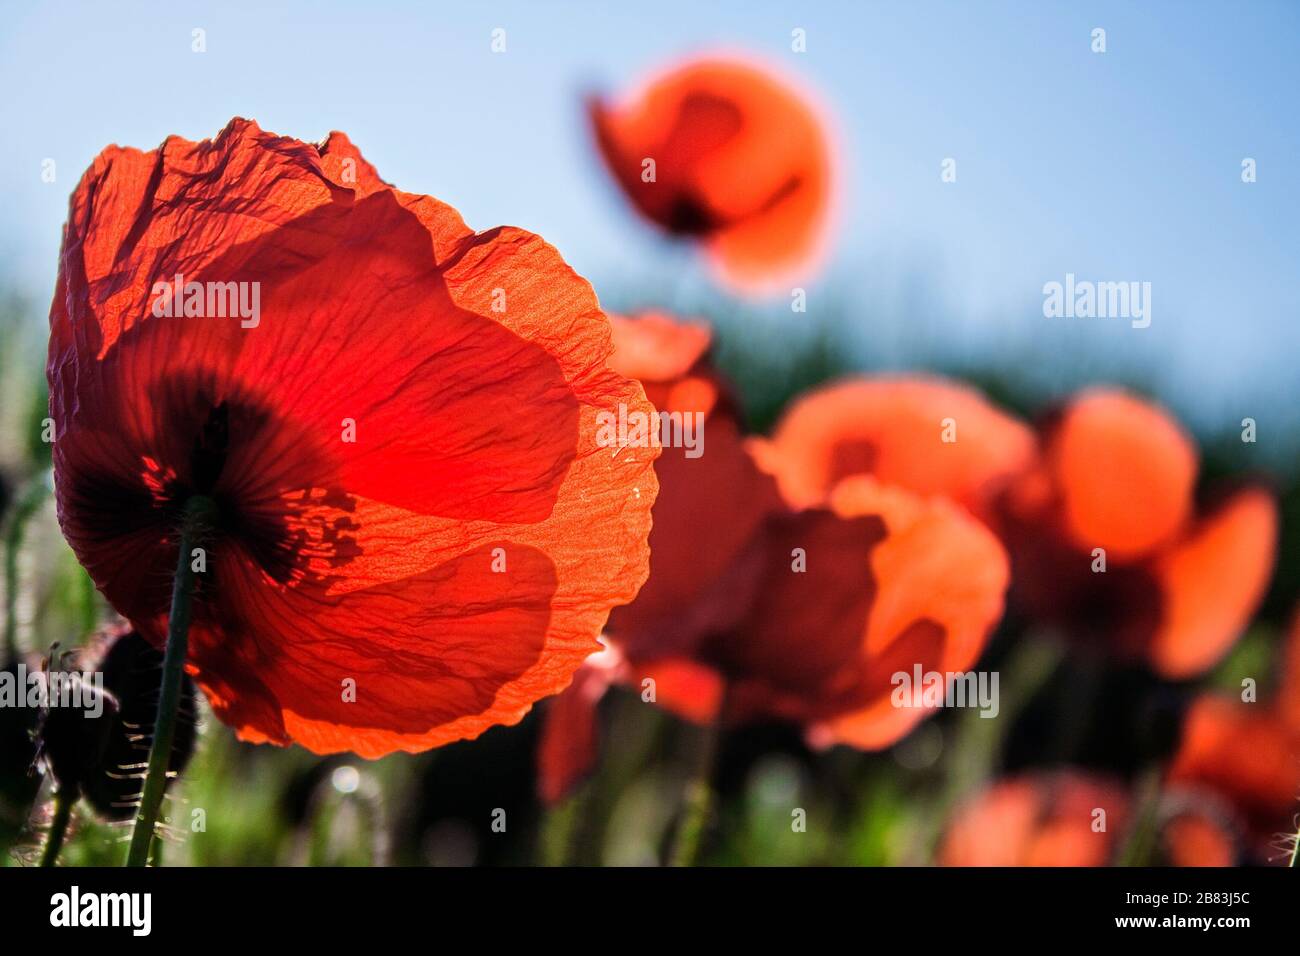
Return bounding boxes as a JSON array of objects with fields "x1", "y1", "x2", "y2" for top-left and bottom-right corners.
[
  {"x1": 164, "y1": 398, "x2": 360, "y2": 590},
  {"x1": 662, "y1": 173, "x2": 803, "y2": 237},
  {"x1": 66, "y1": 385, "x2": 362, "y2": 623},
  {"x1": 665, "y1": 195, "x2": 722, "y2": 236},
  {"x1": 189, "y1": 402, "x2": 230, "y2": 494}
]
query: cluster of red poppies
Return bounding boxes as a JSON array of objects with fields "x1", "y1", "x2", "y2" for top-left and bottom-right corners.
[
  {"x1": 41, "y1": 55, "x2": 1295, "y2": 866},
  {"x1": 549, "y1": 308, "x2": 1292, "y2": 864}
]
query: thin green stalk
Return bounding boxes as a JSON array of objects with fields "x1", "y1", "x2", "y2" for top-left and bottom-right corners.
[
  {"x1": 668, "y1": 684, "x2": 729, "y2": 867},
  {"x1": 540, "y1": 794, "x2": 584, "y2": 867},
  {"x1": 1116, "y1": 765, "x2": 1162, "y2": 866},
  {"x1": 911, "y1": 635, "x2": 1064, "y2": 863},
  {"x1": 548, "y1": 690, "x2": 669, "y2": 866},
  {"x1": 124, "y1": 496, "x2": 213, "y2": 867},
  {"x1": 39, "y1": 789, "x2": 74, "y2": 867},
  {"x1": 351, "y1": 777, "x2": 390, "y2": 867},
  {"x1": 3, "y1": 476, "x2": 50, "y2": 660},
  {"x1": 1289, "y1": 821, "x2": 1299, "y2": 868}
]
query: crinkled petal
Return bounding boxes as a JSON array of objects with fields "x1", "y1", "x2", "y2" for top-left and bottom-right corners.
[{"x1": 50, "y1": 119, "x2": 658, "y2": 756}]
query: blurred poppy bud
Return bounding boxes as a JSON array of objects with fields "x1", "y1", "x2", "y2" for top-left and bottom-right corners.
[
  {"x1": 36, "y1": 658, "x2": 117, "y2": 796},
  {"x1": 37, "y1": 631, "x2": 198, "y2": 820}
]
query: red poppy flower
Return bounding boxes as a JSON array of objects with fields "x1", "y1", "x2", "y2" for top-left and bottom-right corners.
[
  {"x1": 939, "y1": 772, "x2": 1129, "y2": 867},
  {"x1": 1163, "y1": 608, "x2": 1300, "y2": 861},
  {"x1": 589, "y1": 58, "x2": 834, "y2": 291},
  {"x1": 48, "y1": 118, "x2": 658, "y2": 758},
  {"x1": 673, "y1": 476, "x2": 1006, "y2": 749},
  {"x1": 1159, "y1": 807, "x2": 1239, "y2": 867},
  {"x1": 1002, "y1": 389, "x2": 1277, "y2": 679},
  {"x1": 537, "y1": 326, "x2": 1011, "y2": 801},
  {"x1": 1168, "y1": 695, "x2": 1300, "y2": 852}
]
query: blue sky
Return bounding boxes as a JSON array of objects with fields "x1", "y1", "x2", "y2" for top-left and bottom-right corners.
[{"x1": 2, "y1": 0, "x2": 1297, "y2": 450}]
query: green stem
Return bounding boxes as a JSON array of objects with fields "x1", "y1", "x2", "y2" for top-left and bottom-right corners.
[
  {"x1": 667, "y1": 684, "x2": 728, "y2": 867},
  {"x1": 1116, "y1": 765, "x2": 1162, "y2": 866},
  {"x1": 124, "y1": 496, "x2": 213, "y2": 867},
  {"x1": 39, "y1": 789, "x2": 74, "y2": 867},
  {"x1": 3, "y1": 475, "x2": 50, "y2": 660},
  {"x1": 540, "y1": 795, "x2": 584, "y2": 867},
  {"x1": 548, "y1": 690, "x2": 668, "y2": 866},
  {"x1": 912, "y1": 635, "x2": 1064, "y2": 863},
  {"x1": 350, "y1": 777, "x2": 389, "y2": 867},
  {"x1": 1289, "y1": 822, "x2": 1299, "y2": 868}
]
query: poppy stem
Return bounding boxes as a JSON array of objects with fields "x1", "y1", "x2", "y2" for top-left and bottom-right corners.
[
  {"x1": 1115, "y1": 764, "x2": 1163, "y2": 866},
  {"x1": 668, "y1": 683, "x2": 729, "y2": 867},
  {"x1": 39, "y1": 788, "x2": 74, "y2": 867},
  {"x1": 124, "y1": 495, "x2": 214, "y2": 867}
]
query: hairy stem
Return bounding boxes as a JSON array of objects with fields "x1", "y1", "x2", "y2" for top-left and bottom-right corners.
[
  {"x1": 39, "y1": 789, "x2": 74, "y2": 867},
  {"x1": 124, "y1": 496, "x2": 213, "y2": 867}
]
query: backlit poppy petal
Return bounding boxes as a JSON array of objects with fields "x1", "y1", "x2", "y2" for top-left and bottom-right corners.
[
  {"x1": 811, "y1": 476, "x2": 1010, "y2": 748},
  {"x1": 1042, "y1": 389, "x2": 1197, "y2": 561},
  {"x1": 608, "y1": 311, "x2": 712, "y2": 383},
  {"x1": 1160, "y1": 808, "x2": 1239, "y2": 867},
  {"x1": 1167, "y1": 695, "x2": 1300, "y2": 842},
  {"x1": 535, "y1": 647, "x2": 727, "y2": 806},
  {"x1": 1144, "y1": 488, "x2": 1278, "y2": 679},
  {"x1": 1001, "y1": 389, "x2": 1277, "y2": 677},
  {"x1": 536, "y1": 644, "x2": 624, "y2": 805},
  {"x1": 701, "y1": 505, "x2": 886, "y2": 709},
  {"x1": 50, "y1": 118, "x2": 658, "y2": 757},
  {"x1": 603, "y1": 314, "x2": 781, "y2": 661},
  {"x1": 699, "y1": 475, "x2": 1009, "y2": 750},
  {"x1": 590, "y1": 58, "x2": 833, "y2": 291},
  {"x1": 755, "y1": 376, "x2": 1035, "y2": 521},
  {"x1": 637, "y1": 657, "x2": 727, "y2": 725}
]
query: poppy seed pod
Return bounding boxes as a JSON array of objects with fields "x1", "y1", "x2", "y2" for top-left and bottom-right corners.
[
  {"x1": 35, "y1": 631, "x2": 198, "y2": 820},
  {"x1": 81, "y1": 631, "x2": 198, "y2": 821},
  {"x1": 35, "y1": 665, "x2": 117, "y2": 798}
]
